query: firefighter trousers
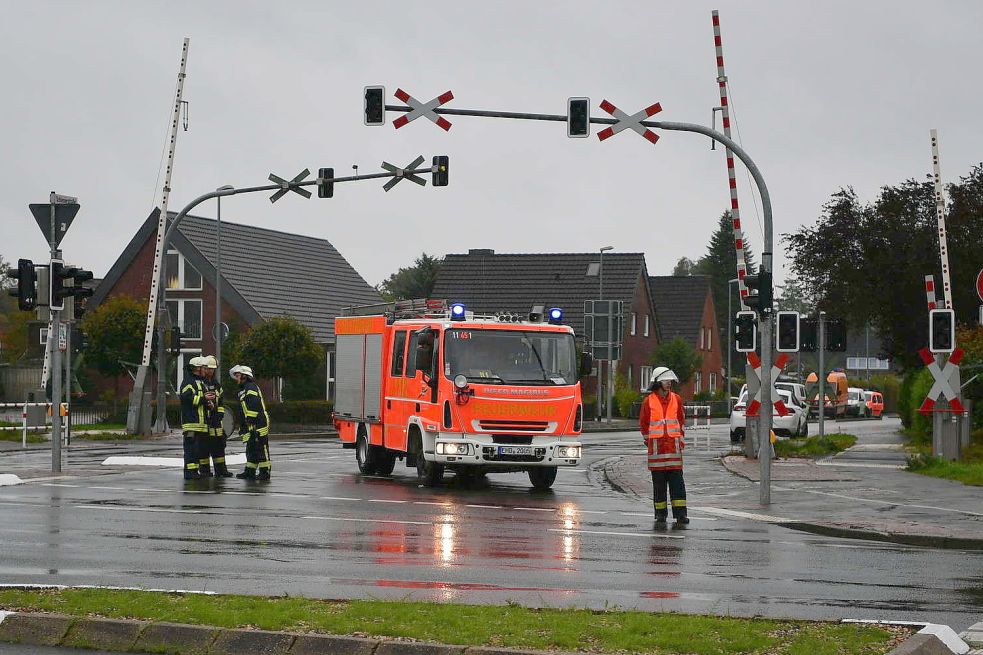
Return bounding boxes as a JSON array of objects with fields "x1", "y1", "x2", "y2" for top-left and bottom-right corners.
[
  {"x1": 651, "y1": 469, "x2": 687, "y2": 519},
  {"x1": 244, "y1": 433, "x2": 271, "y2": 478},
  {"x1": 200, "y1": 431, "x2": 230, "y2": 474},
  {"x1": 183, "y1": 431, "x2": 206, "y2": 479}
]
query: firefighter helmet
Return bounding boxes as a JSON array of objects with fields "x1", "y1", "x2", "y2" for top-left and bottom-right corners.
[{"x1": 648, "y1": 366, "x2": 679, "y2": 390}]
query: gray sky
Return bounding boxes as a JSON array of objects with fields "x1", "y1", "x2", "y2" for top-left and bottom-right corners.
[{"x1": 2, "y1": 1, "x2": 980, "y2": 291}]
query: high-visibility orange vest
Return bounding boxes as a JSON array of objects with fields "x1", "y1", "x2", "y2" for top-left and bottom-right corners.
[{"x1": 644, "y1": 392, "x2": 684, "y2": 471}]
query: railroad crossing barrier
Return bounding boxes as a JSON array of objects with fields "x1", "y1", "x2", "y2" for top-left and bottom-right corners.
[{"x1": 0, "y1": 402, "x2": 64, "y2": 448}]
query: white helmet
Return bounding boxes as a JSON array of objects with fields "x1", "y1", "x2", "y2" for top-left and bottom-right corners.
[
  {"x1": 188, "y1": 356, "x2": 207, "y2": 368},
  {"x1": 648, "y1": 366, "x2": 679, "y2": 389},
  {"x1": 230, "y1": 365, "x2": 254, "y2": 379},
  {"x1": 203, "y1": 355, "x2": 218, "y2": 369}
]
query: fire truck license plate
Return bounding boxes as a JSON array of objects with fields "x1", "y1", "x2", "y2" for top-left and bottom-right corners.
[{"x1": 498, "y1": 446, "x2": 533, "y2": 456}]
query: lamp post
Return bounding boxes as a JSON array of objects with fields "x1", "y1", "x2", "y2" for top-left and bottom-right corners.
[
  {"x1": 727, "y1": 278, "x2": 739, "y2": 408},
  {"x1": 598, "y1": 246, "x2": 613, "y2": 422},
  {"x1": 215, "y1": 185, "x2": 233, "y2": 375}
]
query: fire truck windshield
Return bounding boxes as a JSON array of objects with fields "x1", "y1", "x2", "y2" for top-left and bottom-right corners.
[{"x1": 444, "y1": 329, "x2": 578, "y2": 385}]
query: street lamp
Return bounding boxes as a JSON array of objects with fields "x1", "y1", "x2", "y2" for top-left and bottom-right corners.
[
  {"x1": 598, "y1": 246, "x2": 613, "y2": 422},
  {"x1": 215, "y1": 185, "x2": 234, "y2": 375}
]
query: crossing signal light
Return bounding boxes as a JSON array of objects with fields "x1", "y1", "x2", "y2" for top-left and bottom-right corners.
[
  {"x1": 50, "y1": 260, "x2": 94, "y2": 312},
  {"x1": 735, "y1": 310, "x2": 757, "y2": 353},
  {"x1": 169, "y1": 328, "x2": 183, "y2": 356},
  {"x1": 567, "y1": 97, "x2": 590, "y2": 138},
  {"x1": 318, "y1": 168, "x2": 334, "y2": 198},
  {"x1": 8, "y1": 258, "x2": 38, "y2": 311},
  {"x1": 432, "y1": 156, "x2": 449, "y2": 187},
  {"x1": 825, "y1": 318, "x2": 847, "y2": 352},
  {"x1": 364, "y1": 86, "x2": 385, "y2": 126},
  {"x1": 929, "y1": 308, "x2": 955, "y2": 353},
  {"x1": 800, "y1": 317, "x2": 818, "y2": 352},
  {"x1": 743, "y1": 269, "x2": 772, "y2": 315},
  {"x1": 776, "y1": 311, "x2": 800, "y2": 352}
]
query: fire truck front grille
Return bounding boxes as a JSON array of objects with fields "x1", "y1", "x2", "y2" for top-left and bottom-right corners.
[
  {"x1": 491, "y1": 435, "x2": 533, "y2": 445},
  {"x1": 477, "y1": 420, "x2": 550, "y2": 432}
]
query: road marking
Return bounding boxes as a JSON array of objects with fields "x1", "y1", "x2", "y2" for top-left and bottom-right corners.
[
  {"x1": 0, "y1": 474, "x2": 24, "y2": 487},
  {"x1": 88, "y1": 486, "x2": 126, "y2": 491},
  {"x1": 320, "y1": 496, "x2": 360, "y2": 501},
  {"x1": 772, "y1": 486, "x2": 983, "y2": 518},
  {"x1": 466, "y1": 504, "x2": 500, "y2": 509},
  {"x1": 816, "y1": 461, "x2": 905, "y2": 470},
  {"x1": 40, "y1": 483, "x2": 80, "y2": 488},
  {"x1": 368, "y1": 499, "x2": 408, "y2": 504},
  {"x1": 694, "y1": 507, "x2": 789, "y2": 523},
  {"x1": 620, "y1": 512, "x2": 717, "y2": 521},
  {"x1": 74, "y1": 505, "x2": 202, "y2": 514},
  {"x1": 413, "y1": 501, "x2": 451, "y2": 506},
  {"x1": 302, "y1": 515, "x2": 431, "y2": 526},
  {"x1": 514, "y1": 507, "x2": 554, "y2": 512},
  {"x1": 547, "y1": 528, "x2": 683, "y2": 539}
]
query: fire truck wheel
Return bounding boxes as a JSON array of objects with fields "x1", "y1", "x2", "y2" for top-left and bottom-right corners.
[
  {"x1": 411, "y1": 432, "x2": 444, "y2": 486},
  {"x1": 355, "y1": 431, "x2": 378, "y2": 475},
  {"x1": 527, "y1": 466, "x2": 558, "y2": 490},
  {"x1": 375, "y1": 450, "x2": 397, "y2": 476}
]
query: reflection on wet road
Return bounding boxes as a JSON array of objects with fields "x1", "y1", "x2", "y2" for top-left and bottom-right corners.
[{"x1": 0, "y1": 430, "x2": 980, "y2": 631}]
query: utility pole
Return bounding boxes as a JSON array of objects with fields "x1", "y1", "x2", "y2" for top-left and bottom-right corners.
[
  {"x1": 49, "y1": 197, "x2": 62, "y2": 472},
  {"x1": 818, "y1": 310, "x2": 826, "y2": 440}
]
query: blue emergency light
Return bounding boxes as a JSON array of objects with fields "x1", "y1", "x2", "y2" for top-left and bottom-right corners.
[
  {"x1": 548, "y1": 307, "x2": 563, "y2": 324},
  {"x1": 451, "y1": 303, "x2": 466, "y2": 320}
]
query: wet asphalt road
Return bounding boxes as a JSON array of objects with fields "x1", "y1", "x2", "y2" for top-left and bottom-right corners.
[{"x1": 1, "y1": 424, "x2": 981, "y2": 631}]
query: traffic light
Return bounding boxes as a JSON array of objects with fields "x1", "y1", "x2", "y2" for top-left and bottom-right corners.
[
  {"x1": 743, "y1": 269, "x2": 773, "y2": 315},
  {"x1": 318, "y1": 168, "x2": 334, "y2": 198},
  {"x1": 800, "y1": 317, "x2": 818, "y2": 352},
  {"x1": 734, "y1": 310, "x2": 757, "y2": 353},
  {"x1": 929, "y1": 308, "x2": 955, "y2": 353},
  {"x1": 364, "y1": 86, "x2": 385, "y2": 126},
  {"x1": 71, "y1": 326, "x2": 88, "y2": 354},
  {"x1": 50, "y1": 260, "x2": 94, "y2": 312},
  {"x1": 776, "y1": 311, "x2": 800, "y2": 352},
  {"x1": 8, "y1": 258, "x2": 37, "y2": 311},
  {"x1": 568, "y1": 97, "x2": 590, "y2": 138},
  {"x1": 432, "y1": 156, "x2": 449, "y2": 187},
  {"x1": 825, "y1": 318, "x2": 847, "y2": 352},
  {"x1": 169, "y1": 328, "x2": 183, "y2": 356}
]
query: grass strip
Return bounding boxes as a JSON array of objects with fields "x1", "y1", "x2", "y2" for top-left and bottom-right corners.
[
  {"x1": 0, "y1": 588, "x2": 904, "y2": 655},
  {"x1": 775, "y1": 433, "x2": 857, "y2": 458},
  {"x1": 0, "y1": 432, "x2": 46, "y2": 443},
  {"x1": 73, "y1": 431, "x2": 143, "y2": 441},
  {"x1": 72, "y1": 423, "x2": 127, "y2": 431},
  {"x1": 906, "y1": 454, "x2": 983, "y2": 486}
]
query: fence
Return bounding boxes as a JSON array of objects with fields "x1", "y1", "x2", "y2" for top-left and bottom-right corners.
[{"x1": 684, "y1": 404, "x2": 712, "y2": 451}]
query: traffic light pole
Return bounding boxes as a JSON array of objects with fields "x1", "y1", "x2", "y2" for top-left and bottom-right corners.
[
  {"x1": 381, "y1": 102, "x2": 777, "y2": 504},
  {"x1": 818, "y1": 311, "x2": 826, "y2": 440},
  {"x1": 49, "y1": 199, "x2": 62, "y2": 473},
  {"x1": 132, "y1": 165, "x2": 441, "y2": 434}
]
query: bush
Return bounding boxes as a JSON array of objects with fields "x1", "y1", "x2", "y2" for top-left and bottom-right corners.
[
  {"x1": 614, "y1": 375, "x2": 641, "y2": 418},
  {"x1": 906, "y1": 368, "x2": 934, "y2": 436}
]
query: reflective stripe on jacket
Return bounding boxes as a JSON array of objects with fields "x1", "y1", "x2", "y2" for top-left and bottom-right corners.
[
  {"x1": 640, "y1": 391, "x2": 684, "y2": 471},
  {"x1": 238, "y1": 380, "x2": 270, "y2": 437},
  {"x1": 180, "y1": 375, "x2": 208, "y2": 432}
]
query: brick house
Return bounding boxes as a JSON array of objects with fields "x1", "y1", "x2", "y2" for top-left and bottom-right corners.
[
  {"x1": 648, "y1": 275, "x2": 724, "y2": 399},
  {"x1": 432, "y1": 249, "x2": 661, "y2": 405},
  {"x1": 89, "y1": 209, "x2": 381, "y2": 400}
]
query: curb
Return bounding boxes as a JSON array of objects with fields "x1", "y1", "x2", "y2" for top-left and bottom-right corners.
[
  {"x1": 0, "y1": 612, "x2": 578, "y2": 655},
  {"x1": 780, "y1": 521, "x2": 983, "y2": 551}
]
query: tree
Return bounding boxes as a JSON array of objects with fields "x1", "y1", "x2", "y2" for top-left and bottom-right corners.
[
  {"x1": 378, "y1": 253, "x2": 442, "y2": 301},
  {"x1": 649, "y1": 337, "x2": 703, "y2": 386},
  {"x1": 80, "y1": 295, "x2": 147, "y2": 394},
  {"x1": 0, "y1": 254, "x2": 12, "y2": 291},
  {"x1": 672, "y1": 257, "x2": 696, "y2": 276},
  {"x1": 692, "y1": 211, "x2": 757, "y2": 365},
  {"x1": 238, "y1": 316, "x2": 322, "y2": 401},
  {"x1": 783, "y1": 164, "x2": 983, "y2": 368},
  {"x1": 776, "y1": 275, "x2": 815, "y2": 314}
]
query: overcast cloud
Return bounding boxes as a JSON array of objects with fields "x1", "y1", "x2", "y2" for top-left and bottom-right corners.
[{"x1": 2, "y1": 1, "x2": 980, "y2": 291}]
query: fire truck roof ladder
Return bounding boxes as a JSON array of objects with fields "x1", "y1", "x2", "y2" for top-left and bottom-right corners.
[{"x1": 343, "y1": 298, "x2": 448, "y2": 320}]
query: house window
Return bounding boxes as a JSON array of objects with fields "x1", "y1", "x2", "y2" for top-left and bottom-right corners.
[
  {"x1": 586, "y1": 262, "x2": 600, "y2": 276},
  {"x1": 639, "y1": 365, "x2": 652, "y2": 392},
  {"x1": 630, "y1": 312, "x2": 637, "y2": 336},
  {"x1": 326, "y1": 350, "x2": 335, "y2": 401},
  {"x1": 165, "y1": 299, "x2": 203, "y2": 340},
  {"x1": 694, "y1": 372, "x2": 702, "y2": 395},
  {"x1": 710, "y1": 372, "x2": 717, "y2": 393},
  {"x1": 165, "y1": 250, "x2": 202, "y2": 291},
  {"x1": 643, "y1": 315, "x2": 649, "y2": 337},
  {"x1": 627, "y1": 365, "x2": 633, "y2": 387},
  {"x1": 698, "y1": 329, "x2": 704, "y2": 350},
  {"x1": 706, "y1": 328, "x2": 712, "y2": 351}
]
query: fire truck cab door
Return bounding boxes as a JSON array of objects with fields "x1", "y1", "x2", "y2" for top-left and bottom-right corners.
[{"x1": 385, "y1": 329, "x2": 410, "y2": 451}]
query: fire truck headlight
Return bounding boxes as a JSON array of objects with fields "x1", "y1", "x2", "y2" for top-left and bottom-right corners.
[
  {"x1": 437, "y1": 442, "x2": 470, "y2": 455},
  {"x1": 559, "y1": 446, "x2": 580, "y2": 458},
  {"x1": 454, "y1": 374, "x2": 469, "y2": 389}
]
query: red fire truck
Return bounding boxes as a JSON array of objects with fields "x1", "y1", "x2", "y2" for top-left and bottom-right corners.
[{"x1": 333, "y1": 300, "x2": 587, "y2": 489}]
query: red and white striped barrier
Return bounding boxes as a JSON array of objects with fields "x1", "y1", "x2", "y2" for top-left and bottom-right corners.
[
  {"x1": 392, "y1": 88, "x2": 454, "y2": 131},
  {"x1": 929, "y1": 130, "x2": 953, "y2": 310},
  {"x1": 925, "y1": 275, "x2": 937, "y2": 311},
  {"x1": 712, "y1": 10, "x2": 750, "y2": 307},
  {"x1": 596, "y1": 99, "x2": 661, "y2": 145}
]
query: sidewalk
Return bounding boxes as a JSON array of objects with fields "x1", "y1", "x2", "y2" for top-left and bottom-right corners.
[{"x1": 601, "y1": 420, "x2": 983, "y2": 550}]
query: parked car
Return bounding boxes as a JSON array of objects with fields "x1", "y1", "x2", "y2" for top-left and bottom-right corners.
[
  {"x1": 730, "y1": 388, "x2": 808, "y2": 443},
  {"x1": 775, "y1": 381, "x2": 807, "y2": 408},
  {"x1": 805, "y1": 370, "x2": 849, "y2": 418},
  {"x1": 846, "y1": 387, "x2": 867, "y2": 417},
  {"x1": 864, "y1": 390, "x2": 884, "y2": 418}
]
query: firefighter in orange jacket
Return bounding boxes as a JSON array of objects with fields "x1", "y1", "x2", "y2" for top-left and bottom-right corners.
[{"x1": 639, "y1": 366, "x2": 689, "y2": 525}]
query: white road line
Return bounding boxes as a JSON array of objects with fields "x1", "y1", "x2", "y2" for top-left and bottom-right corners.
[
  {"x1": 695, "y1": 507, "x2": 789, "y2": 523},
  {"x1": 413, "y1": 501, "x2": 451, "y2": 507},
  {"x1": 368, "y1": 499, "x2": 408, "y2": 504},
  {"x1": 320, "y1": 496, "x2": 359, "y2": 501},
  {"x1": 466, "y1": 504, "x2": 501, "y2": 509},
  {"x1": 74, "y1": 505, "x2": 202, "y2": 514},
  {"x1": 302, "y1": 515, "x2": 431, "y2": 526},
  {"x1": 547, "y1": 528, "x2": 683, "y2": 539},
  {"x1": 88, "y1": 486, "x2": 126, "y2": 491},
  {"x1": 40, "y1": 483, "x2": 80, "y2": 488},
  {"x1": 816, "y1": 461, "x2": 905, "y2": 470},
  {"x1": 514, "y1": 507, "x2": 554, "y2": 512}
]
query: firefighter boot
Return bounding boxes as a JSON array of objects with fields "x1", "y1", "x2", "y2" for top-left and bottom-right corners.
[
  {"x1": 654, "y1": 500, "x2": 668, "y2": 523},
  {"x1": 236, "y1": 468, "x2": 256, "y2": 480},
  {"x1": 214, "y1": 462, "x2": 233, "y2": 478},
  {"x1": 199, "y1": 464, "x2": 213, "y2": 478},
  {"x1": 257, "y1": 469, "x2": 271, "y2": 481},
  {"x1": 184, "y1": 469, "x2": 200, "y2": 481}
]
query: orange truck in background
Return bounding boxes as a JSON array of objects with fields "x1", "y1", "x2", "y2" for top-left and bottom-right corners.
[
  {"x1": 805, "y1": 370, "x2": 848, "y2": 418},
  {"x1": 333, "y1": 300, "x2": 586, "y2": 490}
]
